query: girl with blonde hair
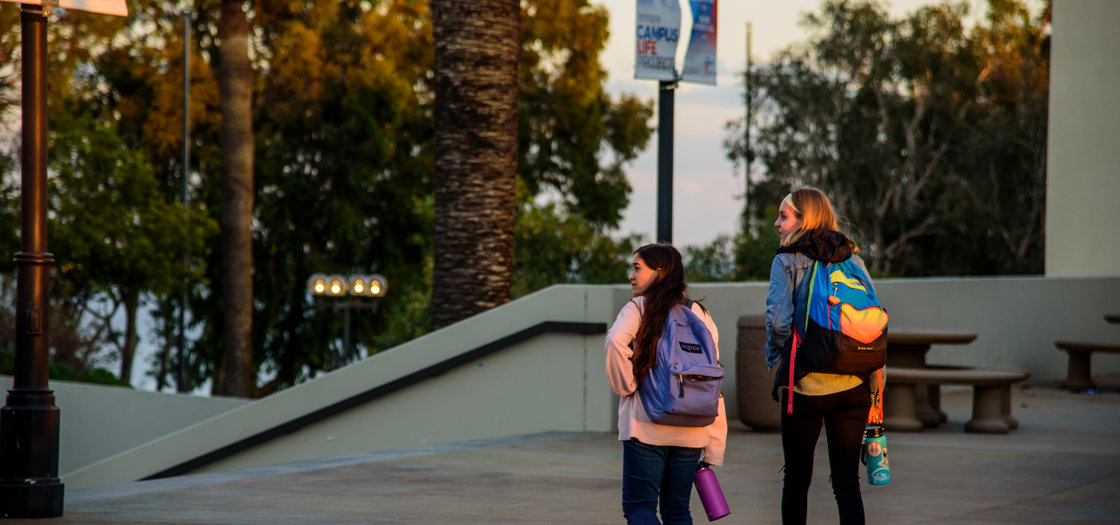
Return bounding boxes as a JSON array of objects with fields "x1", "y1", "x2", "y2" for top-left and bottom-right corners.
[{"x1": 765, "y1": 188, "x2": 879, "y2": 525}]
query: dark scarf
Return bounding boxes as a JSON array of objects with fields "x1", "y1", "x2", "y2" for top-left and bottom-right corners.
[{"x1": 776, "y1": 229, "x2": 855, "y2": 263}]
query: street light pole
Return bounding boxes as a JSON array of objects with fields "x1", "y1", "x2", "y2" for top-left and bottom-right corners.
[
  {"x1": 307, "y1": 274, "x2": 387, "y2": 369},
  {"x1": 657, "y1": 78, "x2": 676, "y2": 244},
  {"x1": 744, "y1": 22, "x2": 752, "y2": 216},
  {"x1": 342, "y1": 306, "x2": 351, "y2": 360},
  {"x1": 0, "y1": 4, "x2": 64, "y2": 518},
  {"x1": 178, "y1": 8, "x2": 191, "y2": 393}
]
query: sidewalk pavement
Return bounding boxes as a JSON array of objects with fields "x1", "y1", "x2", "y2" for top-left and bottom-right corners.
[{"x1": 12, "y1": 385, "x2": 1120, "y2": 524}]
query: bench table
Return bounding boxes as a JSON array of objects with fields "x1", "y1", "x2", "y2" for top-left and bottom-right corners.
[
  {"x1": 1054, "y1": 340, "x2": 1120, "y2": 391},
  {"x1": 887, "y1": 329, "x2": 978, "y2": 427},
  {"x1": 883, "y1": 366, "x2": 1030, "y2": 433}
]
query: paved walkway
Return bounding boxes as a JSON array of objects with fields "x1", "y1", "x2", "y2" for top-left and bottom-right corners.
[{"x1": 13, "y1": 386, "x2": 1120, "y2": 524}]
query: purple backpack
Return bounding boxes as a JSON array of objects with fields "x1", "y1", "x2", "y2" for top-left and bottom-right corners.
[{"x1": 638, "y1": 303, "x2": 723, "y2": 427}]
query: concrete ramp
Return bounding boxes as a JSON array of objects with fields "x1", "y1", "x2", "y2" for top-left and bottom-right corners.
[{"x1": 63, "y1": 285, "x2": 622, "y2": 490}]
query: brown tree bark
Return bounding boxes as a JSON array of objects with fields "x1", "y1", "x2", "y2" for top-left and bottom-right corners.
[
  {"x1": 430, "y1": 1, "x2": 520, "y2": 330},
  {"x1": 216, "y1": 0, "x2": 255, "y2": 397}
]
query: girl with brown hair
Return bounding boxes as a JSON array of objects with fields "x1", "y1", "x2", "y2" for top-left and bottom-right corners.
[{"x1": 605, "y1": 243, "x2": 727, "y2": 524}]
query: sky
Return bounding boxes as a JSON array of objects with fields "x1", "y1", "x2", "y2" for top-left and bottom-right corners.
[{"x1": 594, "y1": 0, "x2": 991, "y2": 248}]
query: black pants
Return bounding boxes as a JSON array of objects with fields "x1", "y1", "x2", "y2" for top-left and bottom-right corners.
[{"x1": 780, "y1": 385, "x2": 871, "y2": 525}]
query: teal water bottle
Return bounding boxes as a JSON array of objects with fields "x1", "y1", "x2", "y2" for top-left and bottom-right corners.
[{"x1": 862, "y1": 424, "x2": 891, "y2": 485}]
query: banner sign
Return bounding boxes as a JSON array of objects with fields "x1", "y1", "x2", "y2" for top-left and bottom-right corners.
[
  {"x1": 681, "y1": 0, "x2": 717, "y2": 85},
  {"x1": 635, "y1": 0, "x2": 682, "y2": 81},
  {"x1": 0, "y1": 0, "x2": 128, "y2": 16}
]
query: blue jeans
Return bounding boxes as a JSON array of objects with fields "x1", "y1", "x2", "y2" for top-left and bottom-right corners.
[{"x1": 622, "y1": 438, "x2": 702, "y2": 525}]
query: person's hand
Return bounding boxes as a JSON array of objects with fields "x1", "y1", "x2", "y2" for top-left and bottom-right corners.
[{"x1": 697, "y1": 461, "x2": 711, "y2": 471}]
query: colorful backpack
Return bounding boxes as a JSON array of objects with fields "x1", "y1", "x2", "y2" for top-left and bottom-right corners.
[
  {"x1": 790, "y1": 257, "x2": 888, "y2": 386},
  {"x1": 638, "y1": 302, "x2": 724, "y2": 427}
]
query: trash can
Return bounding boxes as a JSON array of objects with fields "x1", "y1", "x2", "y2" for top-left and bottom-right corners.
[{"x1": 737, "y1": 314, "x2": 780, "y2": 431}]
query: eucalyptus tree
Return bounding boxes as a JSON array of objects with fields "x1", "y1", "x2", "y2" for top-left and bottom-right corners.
[
  {"x1": 47, "y1": 109, "x2": 215, "y2": 383},
  {"x1": 724, "y1": 0, "x2": 1049, "y2": 276},
  {"x1": 0, "y1": 3, "x2": 217, "y2": 385}
]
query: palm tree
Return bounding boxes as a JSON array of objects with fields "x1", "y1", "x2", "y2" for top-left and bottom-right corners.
[
  {"x1": 216, "y1": 0, "x2": 255, "y2": 396},
  {"x1": 430, "y1": 1, "x2": 521, "y2": 330}
]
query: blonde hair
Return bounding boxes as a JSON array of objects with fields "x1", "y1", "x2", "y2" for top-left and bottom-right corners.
[{"x1": 781, "y1": 188, "x2": 839, "y2": 246}]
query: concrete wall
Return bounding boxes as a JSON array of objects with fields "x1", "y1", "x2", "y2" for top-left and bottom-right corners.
[
  {"x1": 874, "y1": 277, "x2": 1120, "y2": 375},
  {"x1": 0, "y1": 375, "x2": 247, "y2": 475},
  {"x1": 59, "y1": 277, "x2": 1120, "y2": 490},
  {"x1": 1045, "y1": 0, "x2": 1120, "y2": 276},
  {"x1": 692, "y1": 276, "x2": 1120, "y2": 416},
  {"x1": 63, "y1": 285, "x2": 621, "y2": 489}
]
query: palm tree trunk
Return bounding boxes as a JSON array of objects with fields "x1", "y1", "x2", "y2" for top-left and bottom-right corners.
[
  {"x1": 430, "y1": 1, "x2": 520, "y2": 330},
  {"x1": 216, "y1": 0, "x2": 255, "y2": 397}
]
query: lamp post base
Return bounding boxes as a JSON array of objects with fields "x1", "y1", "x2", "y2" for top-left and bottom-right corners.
[
  {"x1": 0, "y1": 392, "x2": 64, "y2": 518},
  {"x1": 0, "y1": 481, "x2": 64, "y2": 518}
]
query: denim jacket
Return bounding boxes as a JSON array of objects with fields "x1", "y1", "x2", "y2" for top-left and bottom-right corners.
[{"x1": 764, "y1": 252, "x2": 814, "y2": 369}]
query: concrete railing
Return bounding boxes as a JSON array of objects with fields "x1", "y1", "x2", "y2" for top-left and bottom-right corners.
[
  {"x1": 62, "y1": 285, "x2": 625, "y2": 489},
  {"x1": 0, "y1": 375, "x2": 248, "y2": 475},
  {"x1": 46, "y1": 276, "x2": 1120, "y2": 489}
]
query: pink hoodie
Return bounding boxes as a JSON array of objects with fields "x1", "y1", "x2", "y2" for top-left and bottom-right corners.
[{"x1": 605, "y1": 296, "x2": 728, "y2": 466}]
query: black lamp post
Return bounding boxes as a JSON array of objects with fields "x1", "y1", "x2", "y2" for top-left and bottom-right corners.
[
  {"x1": 307, "y1": 273, "x2": 387, "y2": 367},
  {"x1": 0, "y1": 4, "x2": 64, "y2": 518},
  {"x1": 656, "y1": 78, "x2": 676, "y2": 244}
]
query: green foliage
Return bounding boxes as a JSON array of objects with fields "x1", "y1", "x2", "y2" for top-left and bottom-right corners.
[
  {"x1": 49, "y1": 106, "x2": 215, "y2": 297},
  {"x1": 513, "y1": 195, "x2": 642, "y2": 297},
  {"x1": 725, "y1": 0, "x2": 1049, "y2": 277},
  {"x1": 0, "y1": 6, "x2": 17, "y2": 117},
  {"x1": 513, "y1": 0, "x2": 655, "y2": 294},
  {"x1": 1, "y1": 7, "x2": 21, "y2": 278},
  {"x1": 1, "y1": 349, "x2": 131, "y2": 388},
  {"x1": 47, "y1": 100, "x2": 217, "y2": 383},
  {"x1": 235, "y1": 0, "x2": 436, "y2": 393},
  {"x1": 0, "y1": 0, "x2": 655, "y2": 395},
  {"x1": 684, "y1": 236, "x2": 739, "y2": 283},
  {"x1": 78, "y1": 366, "x2": 134, "y2": 387},
  {"x1": 684, "y1": 229, "x2": 779, "y2": 283},
  {"x1": 0, "y1": 0, "x2": 219, "y2": 386},
  {"x1": 519, "y1": 0, "x2": 654, "y2": 229}
]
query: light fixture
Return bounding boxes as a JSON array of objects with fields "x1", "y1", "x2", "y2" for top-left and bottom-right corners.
[
  {"x1": 307, "y1": 273, "x2": 328, "y2": 296},
  {"x1": 306, "y1": 272, "x2": 389, "y2": 368},
  {"x1": 308, "y1": 273, "x2": 388, "y2": 298},
  {"x1": 326, "y1": 274, "x2": 346, "y2": 297}
]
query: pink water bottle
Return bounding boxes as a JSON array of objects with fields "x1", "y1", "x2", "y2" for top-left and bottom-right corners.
[{"x1": 694, "y1": 466, "x2": 731, "y2": 521}]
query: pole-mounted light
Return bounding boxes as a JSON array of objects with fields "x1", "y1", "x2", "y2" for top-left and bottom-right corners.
[
  {"x1": 306, "y1": 272, "x2": 388, "y2": 368},
  {"x1": 308, "y1": 273, "x2": 387, "y2": 299}
]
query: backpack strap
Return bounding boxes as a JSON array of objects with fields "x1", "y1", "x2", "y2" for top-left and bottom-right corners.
[
  {"x1": 824, "y1": 262, "x2": 834, "y2": 331},
  {"x1": 787, "y1": 329, "x2": 800, "y2": 415},
  {"x1": 802, "y1": 262, "x2": 820, "y2": 334},
  {"x1": 787, "y1": 261, "x2": 823, "y2": 415}
]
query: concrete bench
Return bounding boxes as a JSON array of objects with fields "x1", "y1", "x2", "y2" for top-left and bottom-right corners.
[
  {"x1": 883, "y1": 366, "x2": 1030, "y2": 434},
  {"x1": 1054, "y1": 341, "x2": 1120, "y2": 391}
]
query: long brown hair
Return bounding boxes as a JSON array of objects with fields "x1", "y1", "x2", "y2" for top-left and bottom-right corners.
[{"x1": 631, "y1": 243, "x2": 687, "y2": 381}]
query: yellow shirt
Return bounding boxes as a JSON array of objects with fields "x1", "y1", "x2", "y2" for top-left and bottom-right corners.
[{"x1": 793, "y1": 372, "x2": 864, "y2": 396}]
